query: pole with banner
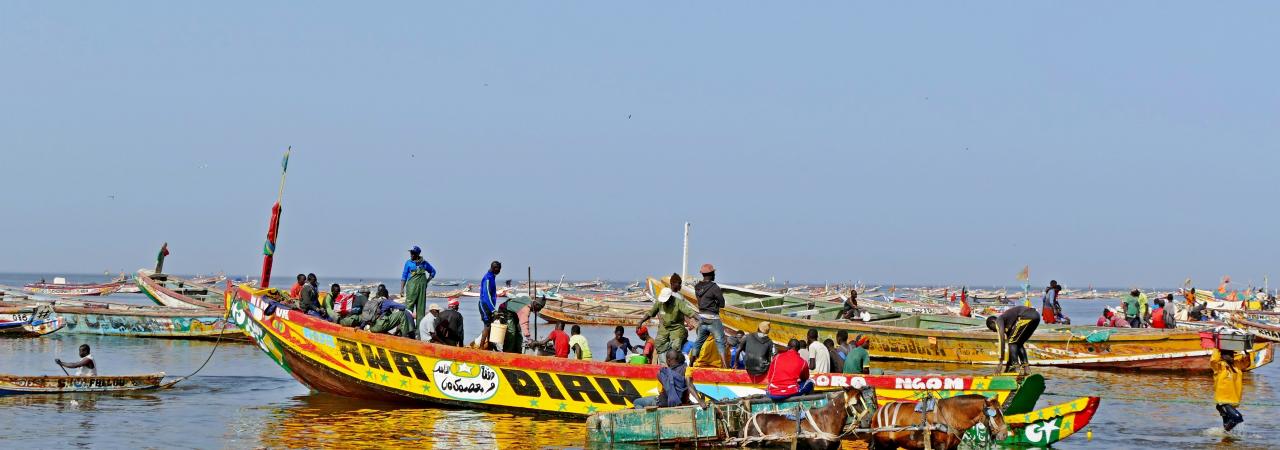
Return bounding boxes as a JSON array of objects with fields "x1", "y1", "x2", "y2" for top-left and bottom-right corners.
[{"x1": 260, "y1": 147, "x2": 291, "y2": 288}]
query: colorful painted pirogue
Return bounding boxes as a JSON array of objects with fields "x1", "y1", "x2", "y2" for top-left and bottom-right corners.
[
  {"x1": 226, "y1": 284, "x2": 1043, "y2": 417},
  {"x1": 23, "y1": 280, "x2": 123, "y2": 297},
  {"x1": 0, "y1": 307, "x2": 65, "y2": 337},
  {"x1": 137, "y1": 269, "x2": 226, "y2": 309},
  {"x1": 586, "y1": 393, "x2": 1099, "y2": 447},
  {"x1": 650, "y1": 277, "x2": 1275, "y2": 373},
  {"x1": 0, "y1": 373, "x2": 166, "y2": 395},
  {"x1": 0, "y1": 300, "x2": 238, "y2": 339}
]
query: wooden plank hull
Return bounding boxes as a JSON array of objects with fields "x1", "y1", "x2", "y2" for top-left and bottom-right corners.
[
  {"x1": 651, "y1": 277, "x2": 1275, "y2": 373},
  {"x1": 227, "y1": 284, "x2": 1038, "y2": 418},
  {"x1": 23, "y1": 282, "x2": 123, "y2": 297},
  {"x1": 0, "y1": 373, "x2": 164, "y2": 395},
  {"x1": 136, "y1": 270, "x2": 224, "y2": 309}
]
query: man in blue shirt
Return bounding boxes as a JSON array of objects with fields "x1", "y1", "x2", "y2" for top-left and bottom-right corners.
[
  {"x1": 400, "y1": 245, "x2": 436, "y2": 335},
  {"x1": 632, "y1": 350, "x2": 704, "y2": 409},
  {"x1": 478, "y1": 261, "x2": 501, "y2": 350}
]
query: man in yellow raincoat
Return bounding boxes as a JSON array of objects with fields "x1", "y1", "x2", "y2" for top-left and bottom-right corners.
[{"x1": 1212, "y1": 348, "x2": 1250, "y2": 431}]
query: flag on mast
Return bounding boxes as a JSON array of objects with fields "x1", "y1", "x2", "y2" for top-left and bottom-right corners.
[
  {"x1": 1016, "y1": 265, "x2": 1030, "y2": 282},
  {"x1": 260, "y1": 147, "x2": 291, "y2": 288}
]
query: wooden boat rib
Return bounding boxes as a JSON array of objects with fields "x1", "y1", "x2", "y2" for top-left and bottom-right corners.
[
  {"x1": 0, "y1": 373, "x2": 165, "y2": 395},
  {"x1": 227, "y1": 284, "x2": 1040, "y2": 417},
  {"x1": 23, "y1": 280, "x2": 123, "y2": 297},
  {"x1": 650, "y1": 277, "x2": 1274, "y2": 373},
  {"x1": 136, "y1": 269, "x2": 224, "y2": 309}
]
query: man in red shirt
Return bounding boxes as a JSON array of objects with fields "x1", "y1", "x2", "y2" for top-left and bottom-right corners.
[
  {"x1": 636, "y1": 326, "x2": 655, "y2": 363},
  {"x1": 764, "y1": 339, "x2": 814, "y2": 401},
  {"x1": 529, "y1": 321, "x2": 571, "y2": 358},
  {"x1": 288, "y1": 274, "x2": 305, "y2": 299}
]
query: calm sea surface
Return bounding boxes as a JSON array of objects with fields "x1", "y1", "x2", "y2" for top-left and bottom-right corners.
[{"x1": 1, "y1": 273, "x2": 1277, "y2": 449}]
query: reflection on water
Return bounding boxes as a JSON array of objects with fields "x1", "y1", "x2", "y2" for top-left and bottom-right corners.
[{"x1": 258, "y1": 394, "x2": 586, "y2": 449}]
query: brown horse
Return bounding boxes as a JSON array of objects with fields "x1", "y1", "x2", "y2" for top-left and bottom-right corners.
[
  {"x1": 741, "y1": 386, "x2": 876, "y2": 450},
  {"x1": 868, "y1": 394, "x2": 1007, "y2": 450}
]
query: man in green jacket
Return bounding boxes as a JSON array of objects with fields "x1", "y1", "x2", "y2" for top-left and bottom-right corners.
[{"x1": 638, "y1": 273, "x2": 698, "y2": 362}]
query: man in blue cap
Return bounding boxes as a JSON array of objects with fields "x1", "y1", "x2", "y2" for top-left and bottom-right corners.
[{"x1": 400, "y1": 245, "x2": 436, "y2": 334}]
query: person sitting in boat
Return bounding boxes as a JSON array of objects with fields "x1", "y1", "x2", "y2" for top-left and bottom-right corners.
[
  {"x1": 569, "y1": 324, "x2": 593, "y2": 360},
  {"x1": 289, "y1": 274, "x2": 306, "y2": 300},
  {"x1": 1212, "y1": 347, "x2": 1251, "y2": 431},
  {"x1": 638, "y1": 273, "x2": 698, "y2": 364},
  {"x1": 357, "y1": 285, "x2": 390, "y2": 327},
  {"x1": 56, "y1": 344, "x2": 96, "y2": 376},
  {"x1": 729, "y1": 329, "x2": 748, "y2": 369},
  {"x1": 631, "y1": 350, "x2": 704, "y2": 409},
  {"x1": 298, "y1": 273, "x2": 324, "y2": 318},
  {"x1": 987, "y1": 306, "x2": 1040, "y2": 375},
  {"x1": 434, "y1": 298, "x2": 465, "y2": 346},
  {"x1": 635, "y1": 326, "x2": 655, "y2": 363},
  {"x1": 742, "y1": 322, "x2": 775, "y2": 383},
  {"x1": 843, "y1": 335, "x2": 870, "y2": 374},
  {"x1": 527, "y1": 321, "x2": 570, "y2": 357},
  {"x1": 419, "y1": 303, "x2": 441, "y2": 342},
  {"x1": 605, "y1": 325, "x2": 636, "y2": 362},
  {"x1": 764, "y1": 339, "x2": 814, "y2": 401},
  {"x1": 838, "y1": 289, "x2": 860, "y2": 320}
]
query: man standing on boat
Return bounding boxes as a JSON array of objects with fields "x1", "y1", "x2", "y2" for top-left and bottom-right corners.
[
  {"x1": 689, "y1": 264, "x2": 731, "y2": 368},
  {"x1": 400, "y1": 245, "x2": 436, "y2": 330},
  {"x1": 986, "y1": 305, "x2": 1040, "y2": 375},
  {"x1": 478, "y1": 261, "x2": 502, "y2": 350},
  {"x1": 638, "y1": 273, "x2": 698, "y2": 364}
]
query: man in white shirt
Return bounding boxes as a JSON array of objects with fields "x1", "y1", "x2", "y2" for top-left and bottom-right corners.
[
  {"x1": 57, "y1": 344, "x2": 97, "y2": 376},
  {"x1": 419, "y1": 304, "x2": 441, "y2": 342},
  {"x1": 805, "y1": 328, "x2": 830, "y2": 373}
]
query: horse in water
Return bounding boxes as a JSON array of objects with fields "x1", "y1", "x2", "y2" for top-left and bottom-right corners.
[
  {"x1": 742, "y1": 385, "x2": 877, "y2": 450},
  {"x1": 868, "y1": 394, "x2": 1007, "y2": 450}
]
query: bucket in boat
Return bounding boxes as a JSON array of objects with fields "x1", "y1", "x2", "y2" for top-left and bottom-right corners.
[
  {"x1": 489, "y1": 323, "x2": 508, "y2": 348},
  {"x1": 627, "y1": 354, "x2": 648, "y2": 364}
]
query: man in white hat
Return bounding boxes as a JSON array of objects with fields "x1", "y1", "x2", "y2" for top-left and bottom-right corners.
[
  {"x1": 638, "y1": 273, "x2": 698, "y2": 364},
  {"x1": 419, "y1": 303, "x2": 441, "y2": 342}
]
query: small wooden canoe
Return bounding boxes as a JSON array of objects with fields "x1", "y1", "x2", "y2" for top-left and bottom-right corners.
[{"x1": 0, "y1": 373, "x2": 166, "y2": 395}]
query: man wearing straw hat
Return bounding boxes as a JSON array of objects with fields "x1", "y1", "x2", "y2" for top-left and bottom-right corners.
[{"x1": 638, "y1": 273, "x2": 698, "y2": 363}]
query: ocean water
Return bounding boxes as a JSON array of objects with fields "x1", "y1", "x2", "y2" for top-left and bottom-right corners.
[{"x1": 0, "y1": 273, "x2": 1275, "y2": 449}]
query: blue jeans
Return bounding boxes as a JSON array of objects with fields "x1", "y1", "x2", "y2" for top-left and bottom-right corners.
[
  {"x1": 632, "y1": 396, "x2": 659, "y2": 408},
  {"x1": 767, "y1": 380, "x2": 815, "y2": 401},
  {"x1": 689, "y1": 317, "x2": 726, "y2": 362}
]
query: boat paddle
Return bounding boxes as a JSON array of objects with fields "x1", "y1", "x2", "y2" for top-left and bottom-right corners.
[{"x1": 55, "y1": 359, "x2": 69, "y2": 376}]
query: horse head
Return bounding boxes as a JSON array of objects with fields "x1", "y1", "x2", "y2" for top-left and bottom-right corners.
[
  {"x1": 979, "y1": 396, "x2": 1008, "y2": 441},
  {"x1": 841, "y1": 380, "x2": 876, "y2": 423}
]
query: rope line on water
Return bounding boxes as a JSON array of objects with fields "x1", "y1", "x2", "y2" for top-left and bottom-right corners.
[
  {"x1": 160, "y1": 319, "x2": 232, "y2": 389},
  {"x1": 1042, "y1": 391, "x2": 1280, "y2": 408}
]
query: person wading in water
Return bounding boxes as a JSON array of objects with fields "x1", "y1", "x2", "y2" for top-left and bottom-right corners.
[
  {"x1": 987, "y1": 305, "x2": 1040, "y2": 375},
  {"x1": 400, "y1": 245, "x2": 436, "y2": 334},
  {"x1": 1212, "y1": 347, "x2": 1251, "y2": 431}
]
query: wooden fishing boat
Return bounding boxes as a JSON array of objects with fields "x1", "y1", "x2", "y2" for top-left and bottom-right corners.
[
  {"x1": 586, "y1": 393, "x2": 1097, "y2": 447},
  {"x1": 0, "y1": 373, "x2": 166, "y2": 395},
  {"x1": 23, "y1": 278, "x2": 123, "y2": 297},
  {"x1": 650, "y1": 277, "x2": 1275, "y2": 373},
  {"x1": 537, "y1": 295, "x2": 657, "y2": 327},
  {"x1": 0, "y1": 299, "x2": 240, "y2": 340},
  {"x1": 136, "y1": 269, "x2": 225, "y2": 309},
  {"x1": 226, "y1": 284, "x2": 1042, "y2": 418},
  {"x1": 0, "y1": 307, "x2": 65, "y2": 337}
]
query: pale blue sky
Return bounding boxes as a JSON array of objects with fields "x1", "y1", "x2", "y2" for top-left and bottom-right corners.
[{"x1": 1, "y1": 2, "x2": 1276, "y2": 288}]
